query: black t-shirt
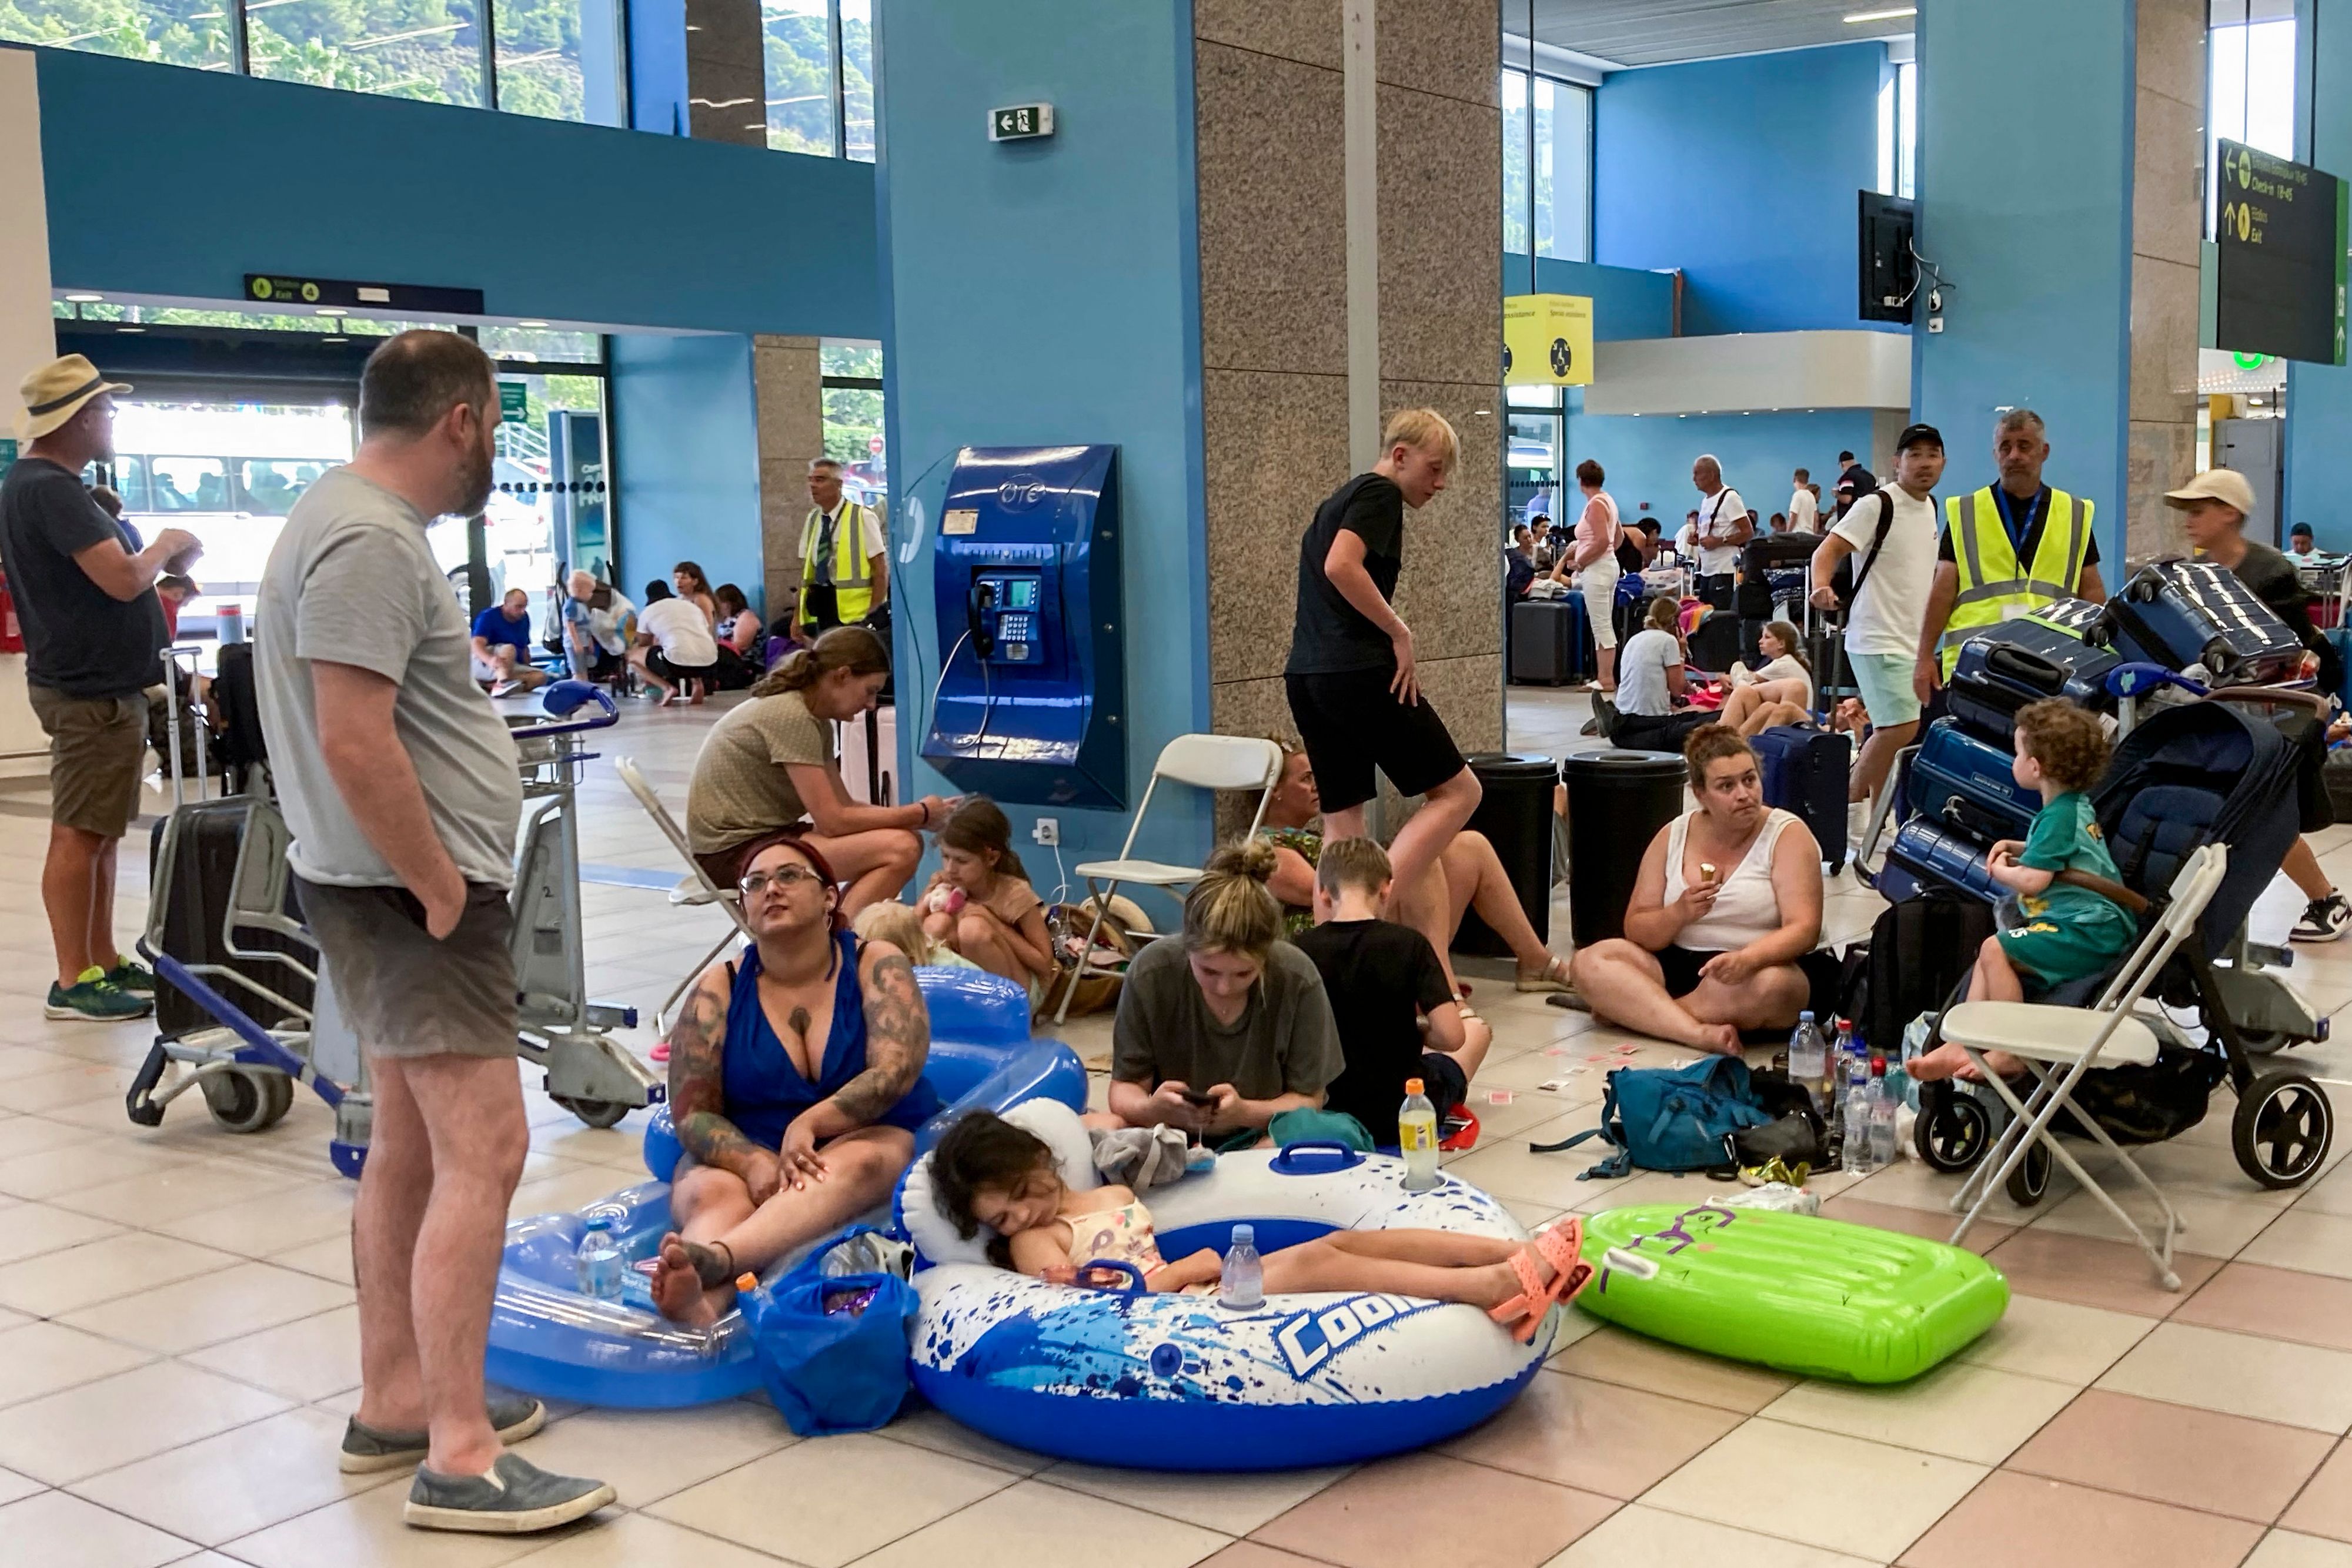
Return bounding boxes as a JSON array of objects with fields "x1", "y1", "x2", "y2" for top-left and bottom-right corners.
[
  {"x1": 1935, "y1": 486, "x2": 2102, "y2": 571},
  {"x1": 0, "y1": 458, "x2": 165, "y2": 698},
  {"x1": 1839, "y1": 462, "x2": 1877, "y2": 499},
  {"x1": 1293, "y1": 917, "x2": 1455, "y2": 1139},
  {"x1": 1288, "y1": 473, "x2": 1405, "y2": 676},
  {"x1": 2226, "y1": 540, "x2": 2337, "y2": 691}
]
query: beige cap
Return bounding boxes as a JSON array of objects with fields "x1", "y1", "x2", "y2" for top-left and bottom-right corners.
[
  {"x1": 2164, "y1": 467, "x2": 2257, "y2": 517},
  {"x1": 15, "y1": 355, "x2": 131, "y2": 443}
]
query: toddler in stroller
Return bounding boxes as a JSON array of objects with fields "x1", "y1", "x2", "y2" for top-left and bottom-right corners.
[{"x1": 1907, "y1": 693, "x2": 2334, "y2": 1199}]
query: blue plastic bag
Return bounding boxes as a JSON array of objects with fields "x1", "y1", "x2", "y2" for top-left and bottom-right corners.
[{"x1": 738, "y1": 1227, "x2": 918, "y2": 1436}]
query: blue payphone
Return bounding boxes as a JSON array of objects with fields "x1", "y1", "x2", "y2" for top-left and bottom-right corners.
[{"x1": 919, "y1": 444, "x2": 1125, "y2": 810}]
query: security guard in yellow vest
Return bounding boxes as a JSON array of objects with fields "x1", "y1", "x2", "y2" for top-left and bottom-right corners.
[
  {"x1": 1913, "y1": 408, "x2": 2106, "y2": 704},
  {"x1": 798, "y1": 456, "x2": 887, "y2": 635}
]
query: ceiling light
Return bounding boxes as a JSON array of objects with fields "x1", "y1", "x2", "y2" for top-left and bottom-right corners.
[
  {"x1": 322, "y1": 336, "x2": 348, "y2": 343},
  {"x1": 1843, "y1": 6, "x2": 1916, "y2": 21},
  {"x1": 64, "y1": 292, "x2": 103, "y2": 302},
  {"x1": 516, "y1": 319, "x2": 549, "y2": 328},
  {"x1": 315, "y1": 308, "x2": 342, "y2": 317},
  {"x1": 116, "y1": 325, "x2": 145, "y2": 333}
]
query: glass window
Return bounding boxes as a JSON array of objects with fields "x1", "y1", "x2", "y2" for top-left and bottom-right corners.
[
  {"x1": 0, "y1": 0, "x2": 236, "y2": 72},
  {"x1": 495, "y1": 0, "x2": 584, "y2": 120},
  {"x1": 762, "y1": 0, "x2": 835, "y2": 155},
  {"x1": 480, "y1": 324, "x2": 602, "y2": 362},
  {"x1": 1875, "y1": 61, "x2": 1917, "y2": 199},
  {"x1": 149, "y1": 455, "x2": 231, "y2": 511},
  {"x1": 1501, "y1": 68, "x2": 1591, "y2": 262},
  {"x1": 245, "y1": 0, "x2": 484, "y2": 106},
  {"x1": 103, "y1": 454, "x2": 151, "y2": 513},
  {"x1": 235, "y1": 457, "x2": 327, "y2": 514},
  {"x1": 2208, "y1": 10, "x2": 2296, "y2": 233},
  {"x1": 838, "y1": 0, "x2": 871, "y2": 162},
  {"x1": 820, "y1": 340, "x2": 883, "y2": 505}
]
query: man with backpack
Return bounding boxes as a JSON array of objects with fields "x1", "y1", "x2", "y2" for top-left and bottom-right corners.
[{"x1": 1809, "y1": 423, "x2": 1947, "y2": 817}]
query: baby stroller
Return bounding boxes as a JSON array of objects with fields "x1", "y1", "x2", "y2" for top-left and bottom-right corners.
[{"x1": 1909, "y1": 693, "x2": 2333, "y2": 1201}]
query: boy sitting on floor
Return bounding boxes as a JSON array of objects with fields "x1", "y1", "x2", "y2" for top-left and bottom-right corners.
[
  {"x1": 1909, "y1": 699, "x2": 2140, "y2": 1084},
  {"x1": 1294, "y1": 837, "x2": 1493, "y2": 1144}
]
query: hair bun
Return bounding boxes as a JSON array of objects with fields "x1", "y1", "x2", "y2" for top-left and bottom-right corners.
[{"x1": 1204, "y1": 838, "x2": 1279, "y2": 884}]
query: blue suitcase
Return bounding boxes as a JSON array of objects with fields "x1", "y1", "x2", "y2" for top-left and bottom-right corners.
[
  {"x1": 1752, "y1": 724, "x2": 1852, "y2": 868},
  {"x1": 1882, "y1": 818, "x2": 2003, "y2": 904},
  {"x1": 1946, "y1": 603, "x2": 2122, "y2": 739},
  {"x1": 1905, "y1": 719, "x2": 2040, "y2": 845},
  {"x1": 2106, "y1": 559, "x2": 2306, "y2": 684}
]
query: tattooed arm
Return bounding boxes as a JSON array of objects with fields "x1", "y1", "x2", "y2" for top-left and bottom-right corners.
[
  {"x1": 665, "y1": 962, "x2": 777, "y2": 1195},
  {"x1": 792, "y1": 940, "x2": 932, "y2": 1145}
]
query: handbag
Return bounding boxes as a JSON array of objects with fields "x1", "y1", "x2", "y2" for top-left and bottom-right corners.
[
  {"x1": 1529, "y1": 1056, "x2": 1775, "y2": 1179},
  {"x1": 737, "y1": 1225, "x2": 919, "y2": 1436}
]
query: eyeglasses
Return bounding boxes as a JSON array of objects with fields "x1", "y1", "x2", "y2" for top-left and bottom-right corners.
[{"x1": 739, "y1": 867, "x2": 826, "y2": 896}]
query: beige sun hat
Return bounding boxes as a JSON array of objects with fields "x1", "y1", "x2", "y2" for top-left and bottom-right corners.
[
  {"x1": 15, "y1": 354, "x2": 132, "y2": 443},
  {"x1": 2163, "y1": 467, "x2": 2257, "y2": 517}
]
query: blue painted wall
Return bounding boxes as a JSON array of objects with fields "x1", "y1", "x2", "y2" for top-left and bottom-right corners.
[
  {"x1": 1506, "y1": 256, "x2": 1678, "y2": 340},
  {"x1": 875, "y1": 0, "x2": 1207, "y2": 910},
  {"x1": 1593, "y1": 42, "x2": 1887, "y2": 336},
  {"x1": 609, "y1": 335, "x2": 763, "y2": 610},
  {"x1": 1911, "y1": 1, "x2": 2134, "y2": 567},
  {"x1": 2288, "y1": 0, "x2": 2351, "y2": 540},
  {"x1": 1561, "y1": 406, "x2": 1882, "y2": 532},
  {"x1": 28, "y1": 44, "x2": 880, "y2": 339}
]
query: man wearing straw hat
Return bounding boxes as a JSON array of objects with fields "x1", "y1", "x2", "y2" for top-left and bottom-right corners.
[{"x1": 2, "y1": 355, "x2": 201, "y2": 1022}]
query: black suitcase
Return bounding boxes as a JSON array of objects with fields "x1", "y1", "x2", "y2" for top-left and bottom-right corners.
[
  {"x1": 1751, "y1": 723, "x2": 1852, "y2": 867},
  {"x1": 1945, "y1": 603, "x2": 2121, "y2": 738},
  {"x1": 1807, "y1": 623, "x2": 1857, "y2": 712},
  {"x1": 1509, "y1": 599, "x2": 1588, "y2": 686},
  {"x1": 2106, "y1": 559, "x2": 2307, "y2": 684},
  {"x1": 149, "y1": 800, "x2": 315, "y2": 1041},
  {"x1": 1686, "y1": 607, "x2": 1741, "y2": 674}
]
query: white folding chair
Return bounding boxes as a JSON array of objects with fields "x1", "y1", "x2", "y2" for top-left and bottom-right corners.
[
  {"x1": 615, "y1": 757, "x2": 756, "y2": 1034},
  {"x1": 1942, "y1": 843, "x2": 2229, "y2": 1290},
  {"x1": 1051, "y1": 734, "x2": 1284, "y2": 1025}
]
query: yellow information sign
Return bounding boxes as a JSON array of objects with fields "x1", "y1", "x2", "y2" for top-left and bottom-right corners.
[{"x1": 1504, "y1": 293, "x2": 1594, "y2": 386}]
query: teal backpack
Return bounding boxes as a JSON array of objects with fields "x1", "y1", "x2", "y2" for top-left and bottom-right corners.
[{"x1": 1532, "y1": 1056, "x2": 1773, "y2": 1179}]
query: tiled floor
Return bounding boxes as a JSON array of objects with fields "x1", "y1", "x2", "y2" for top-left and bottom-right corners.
[{"x1": 2, "y1": 684, "x2": 2352, "y2": 1565}]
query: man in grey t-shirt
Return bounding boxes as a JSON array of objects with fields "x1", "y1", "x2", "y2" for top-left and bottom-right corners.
[{"x1": 255, "y1": 332, "x2": 610, "y2": 1534}]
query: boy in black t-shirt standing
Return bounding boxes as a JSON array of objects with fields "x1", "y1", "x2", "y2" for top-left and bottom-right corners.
[
  {"x1": 1285, "y1": 408, "x2": 1482, "y2": 911},
  {"x1": 1294, "y1": 838, "x2": 1491, "y2": 1144}
]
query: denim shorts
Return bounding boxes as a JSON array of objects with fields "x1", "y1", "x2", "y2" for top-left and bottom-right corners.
[{"x1": 1847, "y1": 650, "x2": 1922, "y2": 728}]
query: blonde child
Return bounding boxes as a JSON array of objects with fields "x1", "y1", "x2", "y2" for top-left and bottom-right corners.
[
  {"x1": 922, "y1": 797, "x2": 1055, "y2": 1003},
  {"x1": 853, "y1": 899, "x2": 980, "y2": 972}
]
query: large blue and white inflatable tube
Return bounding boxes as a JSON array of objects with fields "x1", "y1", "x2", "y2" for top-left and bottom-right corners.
[
  {"x1": 898, "y1": 1112, "x2": 1555, "y2": 1471},
  {"x1": 486, "y1": 968, "x2": 1083, "y2": 1409}
]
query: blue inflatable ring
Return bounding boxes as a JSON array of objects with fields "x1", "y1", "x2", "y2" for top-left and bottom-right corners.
[
  {"x1": 897, "y1": 1110, "x2": 1556, "y2": 1471},
  {"x1": 486, "y1": 968, "x2": 1085, "y2": 1409}
]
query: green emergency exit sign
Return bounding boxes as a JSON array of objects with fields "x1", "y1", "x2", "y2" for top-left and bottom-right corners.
[
  {"x1": 499, "y1": 382, "x2": 529, "y2": 420},
  {"x1": 989, "y1": 103, "x2": 1054, "y2": 142}
]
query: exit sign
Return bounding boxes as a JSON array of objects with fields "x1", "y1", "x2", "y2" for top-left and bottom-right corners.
[
  {"x1": 499, "y1": 382, "x2": 529, "y2": 420},
  {"x1": 989, "y1": 103, "x2": 1054, "y2": 142}
]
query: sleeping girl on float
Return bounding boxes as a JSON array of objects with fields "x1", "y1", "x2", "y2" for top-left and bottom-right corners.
[{"x1": 926, "y1": 1109, "x2": 1593, "y2": 1340}]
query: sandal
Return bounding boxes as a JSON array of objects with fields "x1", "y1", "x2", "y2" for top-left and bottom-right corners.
[
  {"x1": 1487, "y1": 1218, "x2": 1588, "y2": 1343},
  {"x1": 1515, "y1": 955, "x2": 1576, "y2": 994}
]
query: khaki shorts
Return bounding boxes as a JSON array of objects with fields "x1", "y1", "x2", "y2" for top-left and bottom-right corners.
[
  {"x1": 296, "y1": 878, "x2": 520, "y2": 1060},
  {"x1": 29, "y1": 687, "x2": 148, "y2": 839}
]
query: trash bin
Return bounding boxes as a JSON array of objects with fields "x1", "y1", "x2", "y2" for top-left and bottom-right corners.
[
  {"x1": 1453, "y1": 754, "x2": 1562, "y2": 958},
  {"x1": 1564, "y1": 749, "x2": 1688, "y2": 950}
]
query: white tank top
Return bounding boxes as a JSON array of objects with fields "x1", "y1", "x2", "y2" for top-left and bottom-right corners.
[{"x1": 1661, "y1": 808, "x2": 1798, "y2": 952}]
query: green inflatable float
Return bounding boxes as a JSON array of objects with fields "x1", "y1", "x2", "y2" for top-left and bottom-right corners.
[{"x1": 1578, "y1": 1202, "x2": 2008, "y2": 1383}]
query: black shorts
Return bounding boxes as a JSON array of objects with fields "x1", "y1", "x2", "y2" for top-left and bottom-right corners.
[
  {"x1": 2289, "y1": 712, "x2": 2336, "y2": 833},
  {"x1": 647, "y1": 648, "x2": 719, "y2": 684},
  {"x1": 1419, "y1": 1049, "x2": 1469, "y2": 1114},
  {"x1": 1284, "y1": 668, "x2": 1467, "y2": 813},
  {"x1": 1653, "y1": 944, "x2": 1723, "y2": 999}
]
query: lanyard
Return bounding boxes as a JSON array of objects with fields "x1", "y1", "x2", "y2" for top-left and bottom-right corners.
[{"x1": 1993, "y1": 487, "x2": 2039, "y2": 555}]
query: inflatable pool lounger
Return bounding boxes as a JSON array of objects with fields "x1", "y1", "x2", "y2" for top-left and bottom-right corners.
[{"x1": 1576, "y1": 1202, "x2": 2009, "y2": 1383}]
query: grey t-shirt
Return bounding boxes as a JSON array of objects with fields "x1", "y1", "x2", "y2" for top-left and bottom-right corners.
[
  {"x1": 1110, "y1": 937, "x2": 1344, "y2": 1104},
  {"x1": 255, "y1": 467, "x2": 524, "y2": 889}
]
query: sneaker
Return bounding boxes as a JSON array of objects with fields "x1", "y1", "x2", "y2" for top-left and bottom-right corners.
[
  {"x1": 44, "y1": 968, "x2": 152, "y2": 1021},
  {"x1": 2293, "y1": 893, "x2": 2352, "y2": 943},
  {"x1": 405, "y1": 1451, "x2": 614, "y2": 1534},
  {"x1": 341, "y1": 1395, "x2": 547, "y2": 1474},
  {"x1": 102, "y1": 957, "x2": 155, "y2": 995}
]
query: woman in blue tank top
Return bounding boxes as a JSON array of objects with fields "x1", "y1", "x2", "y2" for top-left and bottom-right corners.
[{"x1": 650, "y1": 833, "x2": 937, "y2": 1326}]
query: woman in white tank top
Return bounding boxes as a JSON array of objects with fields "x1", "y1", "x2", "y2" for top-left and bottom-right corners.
[{"x1": 1566, "y1": 726, "x2": 1825, "y2": 1054}]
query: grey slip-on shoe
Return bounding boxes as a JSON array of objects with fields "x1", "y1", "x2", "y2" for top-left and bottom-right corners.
[
  {"x1": 405, "y1": 1451, "x2": 616, "y2": 1534},
  {"x1": 339, "y1": 1393, "x2": 546, "y2": 1473}
]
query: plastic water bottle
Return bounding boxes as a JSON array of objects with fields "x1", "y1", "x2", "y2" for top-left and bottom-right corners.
[
  {"x1": 1843, "y1": 1057, "x2": 1877, "y2": 1175},
  {"x1": 1399, "y1": 1077, "x2": 1441, "y2": 1192},
  {"x1": 1869, "y1": 1055, "x2": 1899, "y2": 1169},
  {"x1": 1788, "y1": 1012, "x2": 1825, "y2": 1112},
  {"x1": 575, "y1": 1212, "x2": 624, "y2": 1302},
  {"x1": 1219, "y1": 1223, "x2": 1265, "y2": 1310}
]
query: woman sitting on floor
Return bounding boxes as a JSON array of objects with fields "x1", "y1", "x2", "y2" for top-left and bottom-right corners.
[
  {"x1": 1569, "y1": 724, "x2": 1823, "y2": 1054},
  {"x1": 650, "y1": 833, "x2": 937, "y2": 1325}
]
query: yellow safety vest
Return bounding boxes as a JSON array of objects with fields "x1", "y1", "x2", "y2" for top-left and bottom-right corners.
[
  {"x1": 1937, "y1": 486, "x2": 2094, "y2": 675},
  {"x1": 800, "y1": 501, "x2": 876, "y2": 623}
]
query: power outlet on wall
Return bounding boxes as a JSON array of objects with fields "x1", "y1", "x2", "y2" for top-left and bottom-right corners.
[{"x1": 1032, "y1": 818, "x2": 1060, "y2": 847}]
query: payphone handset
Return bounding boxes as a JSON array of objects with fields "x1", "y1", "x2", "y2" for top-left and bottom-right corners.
[{"x1": 967, "y1": 569, "x2": 1047, "y2": 666}]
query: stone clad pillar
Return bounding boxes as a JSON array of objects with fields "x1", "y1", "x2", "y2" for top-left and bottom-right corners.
[
  {"x1": 2127, "y1": 0, "x2": 2207, "y2": 559},
  {"x1": 752, "y1": 335, "x2": 826, "y2": 626}
]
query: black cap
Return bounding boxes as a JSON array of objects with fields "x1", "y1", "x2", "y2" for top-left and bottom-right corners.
[{"x1": 1895, "y1": 422, "x2": 1943, "y2": 453}]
